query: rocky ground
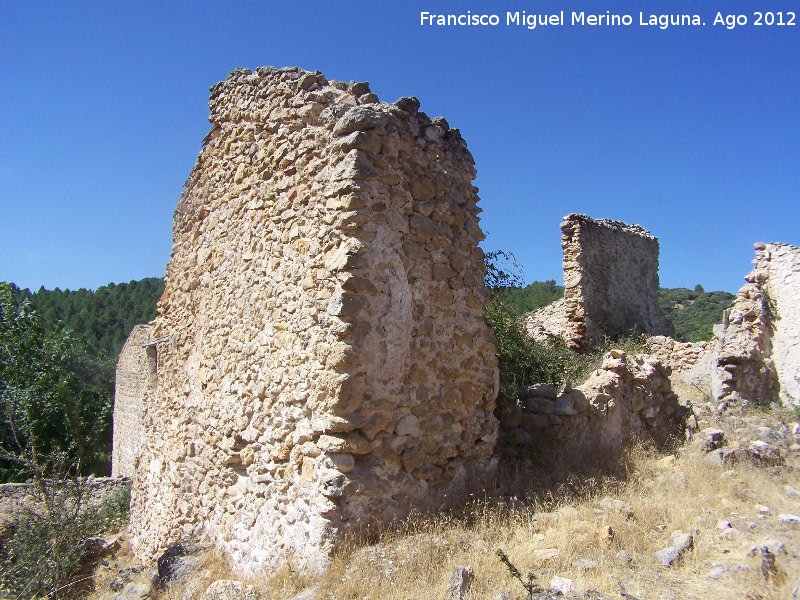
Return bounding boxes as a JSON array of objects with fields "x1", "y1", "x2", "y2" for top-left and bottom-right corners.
[{"x1": 88, "y1": 403, "x2": 800, "y2": 600}]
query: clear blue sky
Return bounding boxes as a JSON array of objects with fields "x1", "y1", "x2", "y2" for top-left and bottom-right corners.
[{"x1": 1, "y1": 0, "x2": 797, "y2": 294}]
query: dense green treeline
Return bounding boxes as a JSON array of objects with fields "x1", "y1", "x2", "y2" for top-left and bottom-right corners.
[
  {"x1": 659, "y1": 285, "x2": 735, "y2": 342},
  {"x1": 494, "y1": 279, "x2": 564, "y2": 314},
  {"x1": 499, "y1": 279, "x2": 734, "y2": 343},
  {"x1": 9, "y1": 278, "x2": 164, "y2": 358}
]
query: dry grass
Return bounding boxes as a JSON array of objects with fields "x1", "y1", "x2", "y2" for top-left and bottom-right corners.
[
  {"x1": 89, "y1": 439, "x2": 800, "y2": 600},
  {"x1": 276, "y1": 443, "x2": 799, "y2": 600}
]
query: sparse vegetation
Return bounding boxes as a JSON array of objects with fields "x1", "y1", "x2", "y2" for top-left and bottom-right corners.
[
  {"x1": 88, "y1": 434, "x2": 798, "y2": 600},
  {"x1": 1, "y1": 480, "x2": 130, "y2": 599},
  {"x1": 495, "y1": 548, "x2": 540, "y2": 598}
]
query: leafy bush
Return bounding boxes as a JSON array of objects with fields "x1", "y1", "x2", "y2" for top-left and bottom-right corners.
[
  {"x1": 483, "y1": 252, "x2": 580, "y2": 400},
  {"x1": 484, "y1": 252, "x2": 658, "y2": 400},
  {"x1": 484, "y1": 294, "x2": 578, "y2": 399}
]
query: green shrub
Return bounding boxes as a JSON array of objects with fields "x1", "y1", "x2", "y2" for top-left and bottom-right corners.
[
  {"x1": 0, "y1": 480, "x2": 130, "y2": 599},
  {"x1": 484, "y1": 294, "x2": 578, "y2": 399}
]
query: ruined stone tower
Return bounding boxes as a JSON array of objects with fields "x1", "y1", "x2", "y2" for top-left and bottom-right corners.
[
  {"x1": 525, "y1": 214, "x2": 667, "y2": 351},
  {"x1": 124, "y1": 67, "x2": 498, "y2": 572},
  {"x1": 561, "y1": 214, "x2": 666, "y2": 350}
]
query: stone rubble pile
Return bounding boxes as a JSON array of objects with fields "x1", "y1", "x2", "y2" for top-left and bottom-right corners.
[{"x1": 500, "y1": 350, "x2": 686, "y2": 452}]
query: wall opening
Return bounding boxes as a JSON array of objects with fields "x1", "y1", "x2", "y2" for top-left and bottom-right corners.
[{"x1": 146, "y1": 345, "x2": 158, "y2": 391}]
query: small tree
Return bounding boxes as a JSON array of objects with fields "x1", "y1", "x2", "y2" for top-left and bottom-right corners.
[
  {"x1": 0, "y1": 283, "x2": 113, "y2": 482},
  {"x1": 483, "y1": 253, "x2": 576, "y2": 399},
  {"x1": 0, "y1": 282, "x2": 119, "y2": 598}
]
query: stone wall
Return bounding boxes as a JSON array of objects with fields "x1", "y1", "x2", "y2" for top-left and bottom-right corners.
[
  {"x1": 525, "y1": 214, "x2": 667, "y2": 351},
  {"x1": 0, "y1": 477, "x2": 130, "y2": 526},
  {"x1": 760, "y1": 243, "x2": 800, "y2": 406},
  {"x1": 646, "y1": 336, "x2": 716, "y2": 404},
  {"x1": 499, "y1": 351, "x2": 685, "y2": 452},
  {"x1": 126, "y1": 67, "x2": 498, "y2": 573},
  {"x1": 112, "y1": 324, "x2": 153, "y2": 477},
  {"x1": 561, "y1": 214, "x2": 666, "y2": 350},
  {"x1": 713, "y1": 242, "x2": 799, "y2": 407}
]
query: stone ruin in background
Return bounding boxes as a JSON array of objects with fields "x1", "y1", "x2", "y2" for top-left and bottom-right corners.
[
  {"x1": 523, "y1": 213, "x2": 799, "y2": 412},
  {"x1": 114, "y1": 67, "x2": 499, "y2": 573},
  {"x1": 509, "y1": 214, "x2": 686, "y2": 454},
  {"x1": 525, "y1": 214, "x2": 669, "y2": 351},
  {"x1": 112, "y1": 324, "x2": 152, "y2": 477},
  {"x1": 508, "y1": 217, "x2": 799, "y2": 459}
]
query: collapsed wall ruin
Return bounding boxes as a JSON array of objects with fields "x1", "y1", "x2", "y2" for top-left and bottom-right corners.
[
  {"x1": 637, "y1": 242, "x2": 800, "y2": 410},
  {"x1": 713, "y1": 242, "x2": 800, "y2": 407},
  {"x1": 526, "y1": 214, "x2": 667, "y2": 351},
  {"x1": 499, "y1": 351, "x2": 686, "y2": 454},
  {"x1": 121, "y1": 67, "x2": 498, "y2": 573}
]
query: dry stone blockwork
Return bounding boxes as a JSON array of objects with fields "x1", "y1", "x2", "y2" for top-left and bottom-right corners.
[
  {"x1": 561, "y1": 214, "x2": 667, "y2": 350},
  {"x1": 499, "y1": 351, "x2": 685, "y2": 452},
  {"x1": 123, "y1": 67, "x2": 498, "y2": 573},
  {"x1": 646, "y1": 336, "x2": 716, "y2": 404},
  {"x1": 525, "y1": 214, "x2": 667, "y2": 351},
  {"x1": 112, "y1": 324, "x2": 154, "y2": 477},
  {"x1": 0, "y1": 477, "x2": 130, "y2": 526}
]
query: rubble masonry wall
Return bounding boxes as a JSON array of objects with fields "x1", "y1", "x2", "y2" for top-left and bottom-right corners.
[
  {"x1": 713, "y1": 242, "x2": 799, "y2": 407},
  {"x1": 561, "y1": 214, "x2": 665, "y2": 350},
  {"x1": 126, "y1": 67, "x2": 499, "y2": 573},
  {"x1": 761, "y1": 243, "x2": 800, "y2": 406}
]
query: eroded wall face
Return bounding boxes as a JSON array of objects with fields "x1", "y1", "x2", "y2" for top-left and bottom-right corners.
[
  {"x1": 128, "y1": 67, "x2": 498, "y2": 573},
  {"x1": 714, "y1": 242, "x2": 799, "y2": 407},
  {"x1": 112, "y1": 324, "x2": 152, "y2": 477},
  {"x1": 561, "y1": 214, "x2": 665, "y2": 350},
  {"x1": 763, "y1": 244, "x2": 800, "y2": 406},
  {"x1": 498, "y1": 351, "x2": 685, "y2": 454}
]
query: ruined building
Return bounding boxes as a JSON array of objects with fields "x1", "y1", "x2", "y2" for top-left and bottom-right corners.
[
  {"x1": 526, "y1": 214, "x2": 668, "y2": 351},
  {"x1": 115, "y1": 67, "x2": 499, "y2": 572},
  {"x1": 640, "y1": 242, "x2": 800, "y2": 409}
]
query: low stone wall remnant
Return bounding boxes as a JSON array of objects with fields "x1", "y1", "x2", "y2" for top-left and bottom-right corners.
[
  {"x1": 499, "y1": 351, "x2": 686, "y2": 453},
  {"x1": 646, "y1": 336, "x2": 716, "y2": 404},
  {"x1": 0, "y1": 477, "x2": 131, "y2": 526}
]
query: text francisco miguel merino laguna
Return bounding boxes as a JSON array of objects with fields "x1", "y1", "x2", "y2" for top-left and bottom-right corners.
[{"x1": 421, "y1": 11, "x2": 709, "y2": 29}]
